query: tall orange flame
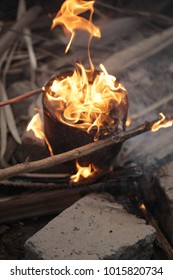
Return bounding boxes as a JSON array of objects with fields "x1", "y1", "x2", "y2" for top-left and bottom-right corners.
[
  {"x1": 51, "y1": 0, "x2": 101, "y2": 71},
  {"x1": 151, "y1": 113, "x2": 173, "y2": 132},
  {"x1": 46, "y1": 0, "x2": 127, "y2": 181}
]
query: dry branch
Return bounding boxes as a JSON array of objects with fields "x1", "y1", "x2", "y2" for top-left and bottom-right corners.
[
  {"x1": 0, "y1": 166, "x2": 141, "y2": 223},
  {"x1": 0, "y1": 88, "x2": 42, "y2": 107},
  {"x1": 97, "y1": 1, "x2": 173, "y2": 26},
  {"x1": 0, "y1": 118, "x2": 167, "y2": 181},
  {"x1": 131, "y1": 92, "x2": 173, "y2": 120},
  {"x1": 140, "y1": 205, "x2": 173, "y2": 260},
  {"x1": 103, "y1": 25, "x2": 173, "y2": 75},
  {"x1": 0, "y1": 5, "x2": 42, "y2": 57}
]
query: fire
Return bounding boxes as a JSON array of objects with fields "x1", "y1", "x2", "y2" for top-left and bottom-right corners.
[
  {"x1": 51, "y1": 0, "x2": 101, "y2": 56},
  {"x1": 27, "y1": 113, "x2": 44, "y2": 139},
  {"x1": 46, "y1": 0, "x2": 127, "y2": 141},
  {"x1": 45, "y1": 63, "x2": 126, "y2": 141},
  {"x1": 126, "y1": 117, "x2": 132, "y2": 127},
  {"x1": 27, "y1": 113, "x2": 54, "y2": 156},
  {"x1": 139, "y1": 203, "x2": 146, "y2": 211},
  {"x1": 71, "y1": 160, "x2": 96, "y2": 182},
  {"x1": 151, "y1": 113, "x2": 173, "y2": 132}
]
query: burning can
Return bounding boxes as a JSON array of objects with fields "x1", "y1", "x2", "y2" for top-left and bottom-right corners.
[{"x1": 43, "y1": 67, "x2": 128, "y2": 173}]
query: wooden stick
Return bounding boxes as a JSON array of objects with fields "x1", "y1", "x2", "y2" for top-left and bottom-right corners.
[
  {"x1": 140, "y1": 204, "x2": 173, "y2": 260},
  {"x1": 0, "y1": 118, "x2": 165, "y2": 181},
  {"x1": 0, "y1": 5, "x2": 42, "y2": 57},
  {"x1": 97, "y1": 1, "x2": 173, "y2": 26},
  {"x1": 0, "y1": 168, "x2": 141, "y2": 223},
  {"x1": 0, "y1": 88, "x2": 42, "y2": 107},
  {"x1": 103, "y1": 25, "x2": 173, "y2": 75},
  {"x1": 131, "y1": 92, "x2": 173, "y2": 120}
]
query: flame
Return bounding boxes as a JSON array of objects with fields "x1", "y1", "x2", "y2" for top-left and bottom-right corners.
[
  {"x1": 45, "y1": 63, "x2": 126, "y2": 140},
  {"x1": 126, "y1": 117, "x2": 132, "y2": 127},
  {"x1": 51, "y1": 0, "x2": 101, "y2": 71},
  {"x1": 27, "y1": 113, "x2": 54, "y2": 156},
  {"x1": 71, "y1": 160, "x2": 96, "y2": 182},
  {"x1": 139, "y1": 203, "x2": 146, "y2": 211},
  {"x1": 151, "y1": 113, "x2": 173, "y2": 132},
  {"x1": 46, "y1": 0, "x2": 127, "y2": 141}
]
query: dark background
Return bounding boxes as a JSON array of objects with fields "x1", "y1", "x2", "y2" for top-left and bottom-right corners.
[{"x1": 0, "y1": 0, "x2": 173, "y2": 20}]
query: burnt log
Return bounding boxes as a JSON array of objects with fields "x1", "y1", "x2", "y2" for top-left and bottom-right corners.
[{"x1": 43, "y1": 69, "x2": 128, "y2": 173}]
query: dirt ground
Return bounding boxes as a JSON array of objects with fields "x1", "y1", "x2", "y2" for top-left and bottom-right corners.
[{"x1": 0, "y1": 215, "x2": 56, "y2": 259}]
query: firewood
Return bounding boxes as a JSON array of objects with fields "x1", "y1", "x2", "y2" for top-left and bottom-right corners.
[
  {"x1": 0, "y1": 118, "x2": 167, "y2": 181},
  {"x1": 140, "y1": 204, "x2": 173, "y2": 260},
  {"x1": 103, "y1": 25, "x2": 173, "y2": 75},
  {"x1": 0, "y1": 165, "x2": 142, "y2": 223},
  {"x1": 0, "y1": 88, "x2": 42, "y2": 108},
  {"x1": 131, "y1": 92, "x2": 173, "y2": 121},
  {"x1": 96, "y1": 1, "x2": 173, "y2": 27},
  {"x1": 0, "y1": 5, "x2": 42, "y2": 57}
]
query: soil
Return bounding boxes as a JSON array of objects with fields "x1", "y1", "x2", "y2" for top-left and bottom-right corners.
[{"x1": 0, "y1": 215, "x2": 55, "y2": 259}]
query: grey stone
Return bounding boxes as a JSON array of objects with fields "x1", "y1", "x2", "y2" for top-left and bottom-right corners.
[
  {"x1": 25, "y1": 193, "x2": 155, "y2": 260},
  {"x1": 155, "y1": 162, "x2": 173, "y2": 244}
]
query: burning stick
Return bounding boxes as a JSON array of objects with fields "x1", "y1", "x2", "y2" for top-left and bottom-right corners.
[
  {"x1": 140, "y1": 203, "x2": 173, "y2": 260},
  {"x1": 0, "y1": 115, "x2": 172, "y2": 181}
]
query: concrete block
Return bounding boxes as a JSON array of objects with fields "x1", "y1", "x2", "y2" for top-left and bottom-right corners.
[
  {"x1": 155, "y1": 162, "x2": 173, "y2": 245},
  {"x1": 25, "y1": 193, "x2": 155, "y2": 260}
]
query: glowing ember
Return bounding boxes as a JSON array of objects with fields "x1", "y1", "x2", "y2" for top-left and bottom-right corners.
[
  {"x1": 27, "y1": 113, "x2": 54, "y2": 156},
  {"x1": 151, "y1": 113, "x2": 173, "y2": 132},
  {"x1": 139, "y1": 203, "x2": 146, "y2": 211},
  {"x1": 71, "y1": 161, "x2": 96, "y2": 182}
]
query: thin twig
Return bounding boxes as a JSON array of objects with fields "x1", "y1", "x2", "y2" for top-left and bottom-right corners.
[
  {"x1": 17, "y1": 0, "x2": 37, "y2": 82},
  {"x1": 140, "y1": 204, "x2": 173, "y2": 260},
  {"x1": 103, "y1": 25, "x2": 173, "y2": 75},
  {"x1": 131, "y1": 92, "x2": 173, "y2": 120},
  {"x1": 0, "y1": 81, "x2": 21, "y2": 144},
  {"x1": 0, "y1": 88, "x2": 42, "y2": 107},
  {"x1": 0, "y1": 118, "x2": 167, "y2": 181},
  {"x1": 96, "y1": 1, "x2": 173, "y2": 26}
]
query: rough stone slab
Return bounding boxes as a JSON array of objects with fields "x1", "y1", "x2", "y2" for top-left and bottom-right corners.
[{"x1": 25, "y1": 193, "x2": 155, "y2": 260}]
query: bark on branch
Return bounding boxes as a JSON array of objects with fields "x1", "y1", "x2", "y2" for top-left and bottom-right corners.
[
  {"x1": 0, "y1": 88, "x2": 42, "y2": 107},
  {"x1": 103, "y1": 25, "x2": 173, "y2": 75},
  {"x1": 0, "y1": 118, "x2": 166, "y2": 181},
  {"x1": 140, "y1": 204, "x2": 173, "y2": 260}
]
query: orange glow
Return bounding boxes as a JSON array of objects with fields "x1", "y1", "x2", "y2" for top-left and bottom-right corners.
[
  {"x1": 139, "y1": 203, "x2": 146, "y2": 211},
  {"x1": 27, "y1": 113, "x2": 54, "y2": 156},
  {"x1": 51, "y1": 0, "x2": 101, "y2": 55},
  {"x1": 45, "y1": 63, "x2": 126, "y2": 141},
  {"x1": 151, "y1": 113, "x2": 173, "y2": 132},
  {"x1": 71, "y1": 160, "x2": 96, "y2": 182},
  {"x1": 27, "y1": 113, "x2": 44, "y2": 139},
  {"x1": 126, "y1": 117, "x2": 132, "y2": 127}
]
